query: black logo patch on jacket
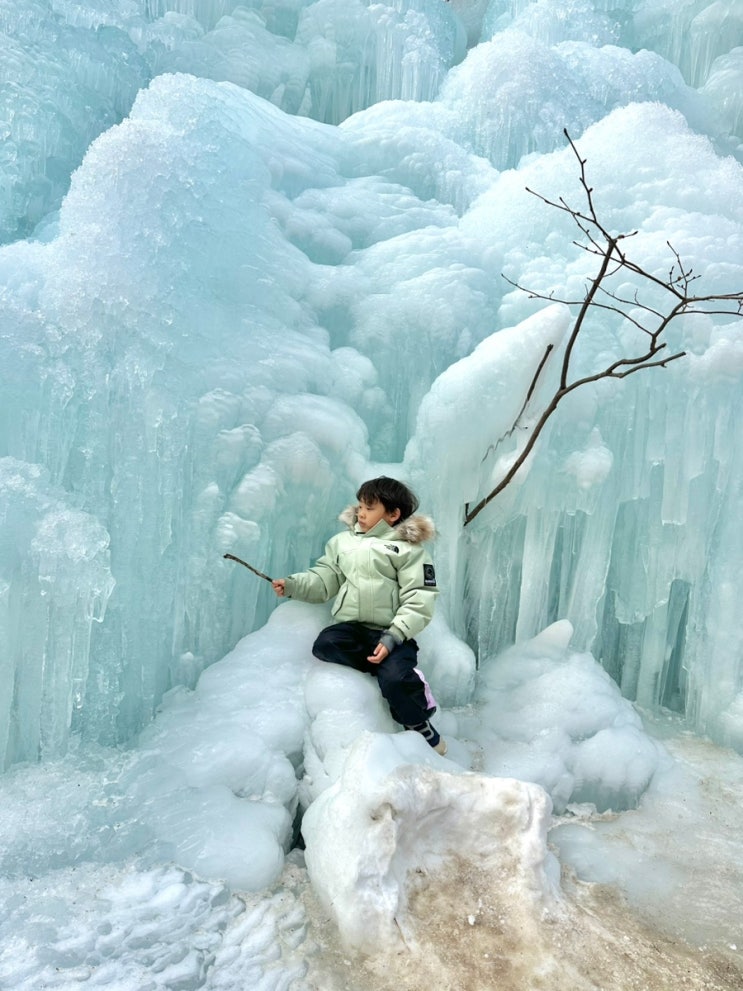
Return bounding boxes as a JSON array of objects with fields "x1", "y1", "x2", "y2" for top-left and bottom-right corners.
[
  {"x1": 385, "y1": 543, "x2": 400, "y2": 554},
  {"x1": 423, "y1": 564, "x2": 437, "y2": 587}
]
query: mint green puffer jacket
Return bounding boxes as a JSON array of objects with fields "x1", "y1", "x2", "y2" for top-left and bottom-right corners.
[{"x1": 283, "y1": 507, "x2": 438, "y2": 643}]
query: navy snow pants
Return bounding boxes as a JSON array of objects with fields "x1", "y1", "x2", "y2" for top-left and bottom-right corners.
[{"x1": 311, "y1": 621, "x2": 436, "y2": 727}]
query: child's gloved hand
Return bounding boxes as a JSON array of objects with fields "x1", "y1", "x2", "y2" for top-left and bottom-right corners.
[{"x1": 272, "y1": 579, "x2": 286, "y2": 597}]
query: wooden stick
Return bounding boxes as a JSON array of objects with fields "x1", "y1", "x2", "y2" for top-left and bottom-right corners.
[{"x1": 223, "y1": 553, "x2": 273, "y2": 582}]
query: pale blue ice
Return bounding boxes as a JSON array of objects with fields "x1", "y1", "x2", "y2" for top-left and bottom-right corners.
[{"x1": 0, "y1": 1, "x2": 742, "y2": 988}]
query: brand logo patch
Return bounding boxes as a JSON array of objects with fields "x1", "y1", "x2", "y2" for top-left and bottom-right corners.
[
  {"x1": 385, "y1": 544, "x2": 400, "y2": 554},
  {"x1": 423, "y1": 564, "x2": 437, "y2": 587}
]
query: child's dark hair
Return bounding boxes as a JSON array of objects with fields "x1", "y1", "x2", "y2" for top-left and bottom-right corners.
[{"x1": 356, "y1": 476, "x2": 419, "y2": 522}]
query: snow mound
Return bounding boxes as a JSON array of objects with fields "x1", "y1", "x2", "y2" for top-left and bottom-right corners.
[{"x1": 472, "y1": 621, "x2": 668, "y2": 813}]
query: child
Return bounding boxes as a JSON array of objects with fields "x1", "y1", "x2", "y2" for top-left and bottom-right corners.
[{"x1": 272, "y1": 476, "x2": 446, "y2": 754}]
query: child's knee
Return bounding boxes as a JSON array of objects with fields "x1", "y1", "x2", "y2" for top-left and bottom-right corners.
[{"x1": 311, "y1": 628, "x2": 333, "y2": 660}]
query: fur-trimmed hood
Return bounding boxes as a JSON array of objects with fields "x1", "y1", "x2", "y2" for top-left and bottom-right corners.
[{"x1": 339, "y1": 505, "x2": 436, "y2": 544}]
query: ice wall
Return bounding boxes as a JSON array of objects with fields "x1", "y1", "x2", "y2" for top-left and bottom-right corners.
[
  {"x1": 5, "y1": 0, "x2": 736, "y2": 251},
  {"x1": 0, "y1": 1, "x2": 148, "y2": 242},
  {"x1": 405, "y1": 101, "x2": 743, "y2": 746},
  {"x1": 0, "y1": 0, "x2": 463, "y2": 240},
  {"x1": 0, "y1": 460, "x2": 114, "y2": 767},
  {"x1": 0, "y1": 0, "x2": 742, "y2": 769},
  {"x1": 0, "y1": 75, "x2": 371, "y2": 758}
]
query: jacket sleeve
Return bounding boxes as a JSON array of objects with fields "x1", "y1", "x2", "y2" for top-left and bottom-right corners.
[
  {"x1": 387, "y1": 544, "x2": 438, "y2": 642},
  {"x1": 283, "y1": 538, "x2": 343, "y2": 604}
]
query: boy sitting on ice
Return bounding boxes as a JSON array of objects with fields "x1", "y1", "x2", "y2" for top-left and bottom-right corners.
[{"x1": 272, "y1": 476, "x2": 445, "y2": 754}]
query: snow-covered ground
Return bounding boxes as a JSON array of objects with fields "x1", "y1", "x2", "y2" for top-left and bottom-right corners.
[{"x1": 1, "y1": 614, "x2": 741, "y2": 990}]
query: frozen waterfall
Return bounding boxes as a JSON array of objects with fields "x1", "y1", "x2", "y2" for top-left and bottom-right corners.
[
  {"x1": 1, "y1": 0, "x2": 741, "y2": 767},
  {"x1": 0, "y1": 2, "x2": 742, "y2": 989}
]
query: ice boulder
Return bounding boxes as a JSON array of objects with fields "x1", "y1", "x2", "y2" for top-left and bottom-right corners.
[{"x1": 302, "y1": 731, "x2": 560, "y2": 954}]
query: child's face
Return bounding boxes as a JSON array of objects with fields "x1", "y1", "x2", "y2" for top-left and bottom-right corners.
[{"x1": 356, "y1": 499, "x2": 401, "y2": 532}]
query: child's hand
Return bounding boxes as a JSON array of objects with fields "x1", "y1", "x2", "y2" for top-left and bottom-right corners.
[
  {"x1": 272, "y1": 579, "x2": 286, "y2": 597},
  {"x1": 367, "y1": 642, "x2": 389, "y2": 664}
]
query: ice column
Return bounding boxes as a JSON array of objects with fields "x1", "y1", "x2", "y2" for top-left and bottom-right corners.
[{"x1": 0, "y1": 459, "x2": 114, "y2": 768}]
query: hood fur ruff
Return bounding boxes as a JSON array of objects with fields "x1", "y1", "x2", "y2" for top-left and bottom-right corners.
[{"x1": 339, "y1": 505, "x2": 436, "y2": 544}]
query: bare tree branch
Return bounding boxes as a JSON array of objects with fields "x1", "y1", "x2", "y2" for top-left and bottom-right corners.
[{"x1": 464, "y1": 130, "x2": 743, "y2": 526}]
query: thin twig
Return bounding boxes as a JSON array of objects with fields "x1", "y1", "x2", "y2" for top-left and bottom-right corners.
[{"x1": 223, "y1": 553, "x2": 273, "y2": 582}]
